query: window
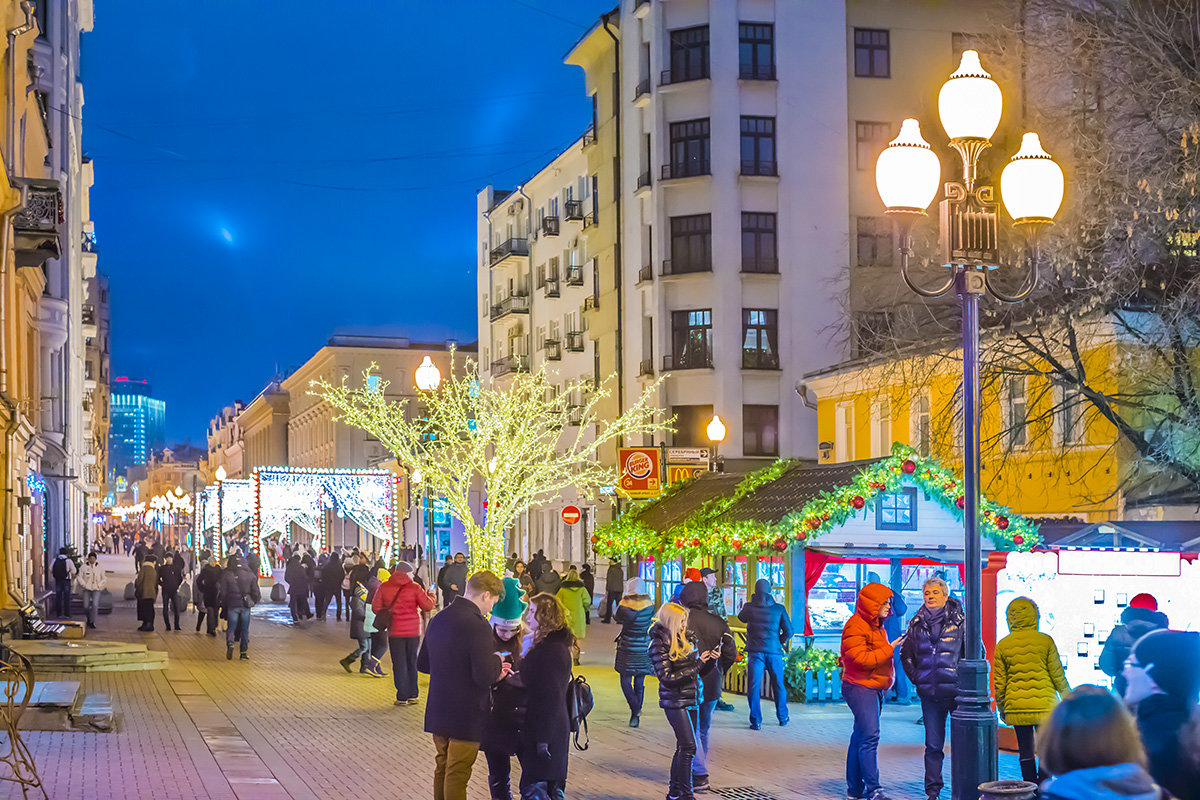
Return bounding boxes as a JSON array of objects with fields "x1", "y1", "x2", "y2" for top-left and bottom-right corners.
[
  {"x1": 671, "y1": 309, "x2": 713, "y2": 369},
  {"x1": 912, "y1": 394, "x2": 931, "y2": 457},
  {"x1": 869, "y1": 398, "x2": 891, "y2": 457},
  {"x1": 835, "y1": 402, "x2": 854, "y2": 462},
  {"x1": 856, "y1": 121, "x2": 891, "y2": 170},
  {"x1": 668, "y1": 118, "x2": 711, "y2": 178},
  {"x1": 670, "y1": 214, "x2": 712, "y2": 273},
  {"x1": 742, "y1": 309, "x2": 778, "y2": 369},
  {"x1": 876, "y1": 487, "x2": 917, "y2": 531},
  {"x1": 739, "y1": 23, "x2": 774, "y2": 80},
  {"x1": 740, "y1": 116, "x2": 776, "y2": 176},
  {"x1": 1056, "y1": 385, "x2": 1085, "y2": 447},
  {"x1": 741, "y1": 212, "x2": 777, "y2": 273},
  {"x1": 744, "y1": 405, "x2": 779, "y2": 456},
  {"x1": 854, "y1": 28, "x2": 890, "y2": 78},
  {"x1": 1005, "y1": 376, "x2": 1028, "y2": 448},
  {"x1": 856, "y1": 217, "x2": 893, "y2": 266},
  {"x1": 669, "y1": 25, "x2": 710, "y2": 83},
  {"x1": 366, "y1": 375, "x2": 382, "y2": 392},
  {"x1": 671, "y1": 404, "x2": 715, "y2": 447},
  {"x1": 854, "y1": 311, "x2": 891, "y2": 358}
]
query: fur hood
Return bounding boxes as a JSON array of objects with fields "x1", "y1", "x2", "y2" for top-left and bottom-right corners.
[{"x1": 620, "y1": 595, "x2": 653, "y2": 611}]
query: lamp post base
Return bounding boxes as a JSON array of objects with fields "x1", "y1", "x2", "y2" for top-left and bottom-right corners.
[{"x1": 951, "y1": 658, "x2": 998, "y2": 800}]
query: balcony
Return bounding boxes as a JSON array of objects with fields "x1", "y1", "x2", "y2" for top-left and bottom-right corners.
[
  {"x1": 637, "y1": 264, "x2": 653, "y2": 284},
  {"x1": 638, "y1": 359, "x2": 654, "y2": 377},
  {"x1": 543, "y1": 277, "x2": 560, "y2": 298},
  {"x1": 490, "y1": 294, "x2": 531, "y2": 321},
  {"x1": 541, "y1": 216, "x2": 560, "y2": 237},
  {"x1": 583, "y1": 211, "x2": 596, "y2": 229},
  {"x1": 661, "y1": 161, "x2": 710, "y2": 181},
  {"x1": 489, "y1": 237, "x2": 529, "y2": 268},
  {"x1": 82, "y1": 304, "x2": 96, "y2": 326},
  {"x1": 661, "y1": 67, "x2": 709, "y2": 87},
  {"x1": 544, "y1": 339, "x2": 562, "y2": 361},
  {"x1": 741, "y1": 159, "x2": 778, "y2": 177},
  {"x1": 634, "y1": 78, "x2": 651, "y2": 103},
  {"x1": 662, "y1": 259, "x2": 711, "y2": 276},
  {"x1": 663, "y1": 352, "x2": 712, "y2": 371},
  {"x1": 566, "y1": 405, "x2": 584, "y2": 426},
  {"x1": 582, "y1": 126, "x2": 596, "y2": 148},
  {"x1": 742, "y1": 350, "x2": 781, "y2": 370},
  {"x1": 742, "y1": 257, "x2": 779, "y2": 274},
  {"x1": 564, "y1": 200, "x2": 584, "y2": 221},
  {"x1": 491, "y1": 354, "x2": 530, "y2": 376},
  {"x1": 565, "y1": 331, "x2": 585, "y2": 352},
  {"x1": 584, "y1": 295, "x2": 598, "y2": 311},
  {"x1": 565, "y1": 264, "x2": 584, "y2": 286},
  {"x1": 636, "y1": 170, "x2": 652, "y2": 192},
  {"x1": 739, "y1": 64, "x2": 777, "y2": 81},
  {"x1": 13, "y1": 179, "x2": 61, "y2": 268}
]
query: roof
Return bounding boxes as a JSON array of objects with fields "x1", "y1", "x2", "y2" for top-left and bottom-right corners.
[
  {"x1": 713, "y1": 458, "x2": 886, "y2": 526},
  {"x1": 633, "y1": 472, "x2": 747, "y2": 533},
  {"x1": 1037, "y1": 520, "x2": 1200, "y2": 551}
]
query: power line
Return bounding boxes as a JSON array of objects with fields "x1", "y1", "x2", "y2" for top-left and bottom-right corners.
[{"x1": 500, "y1": 0, "x2": 589, "y2": 29}]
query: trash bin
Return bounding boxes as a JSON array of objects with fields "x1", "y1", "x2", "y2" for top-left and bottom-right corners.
[{"x1": 979, "y1": 780, "x2": 1038, "y2": 800}]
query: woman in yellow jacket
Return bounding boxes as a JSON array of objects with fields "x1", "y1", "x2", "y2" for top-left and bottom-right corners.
[{"x1": 993, "y1": 597, "x2": 1070, "y2": 786}]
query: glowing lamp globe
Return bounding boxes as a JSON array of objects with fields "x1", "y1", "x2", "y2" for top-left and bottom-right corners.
[
  {"x1": 411, "y1": 469, "x2": 423, "y2": 484},
  {"x1": 215, "y1": 465, "x2": 227, "y2": 482},
  {"x1": 937, "y1": 50, "x2": 1002, "y2": 142},
  {"x1": 1000, "y1": 132, "x2": 1064, "y2": 225},
  {"x1": 415, "y1": 356, "x2": 442, "y2": 391},
  {"x1": 875, "y1": 119, "x2": 941, "y2": 213},
  {"x1": 706, "y1": 415, "x2": 727, "y2": 444}
]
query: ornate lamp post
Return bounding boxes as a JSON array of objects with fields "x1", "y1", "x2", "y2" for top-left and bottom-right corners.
[
  {"x1": 706, "y1": 414, "x2": 726, "y2": 472},
  {"x1": 414, "y1": 356, "x2": 442, "y2": 586},
  {"x1": 215, "y1": 465, "x2": 227, "y2": 559},
  {"x1": 874, "y1": 50, "x2": 1064, "y2": 800}
]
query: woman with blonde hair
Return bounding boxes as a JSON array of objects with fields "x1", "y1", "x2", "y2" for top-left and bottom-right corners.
[
  {"x1": 516, "y1": 592, "x2": 574, "y2": 800},
  {"x1": 649, "y1": 601, "x2": 719, "y2": 800},
  {"x1": 1039, "y1": 685, "x2": 1171, "y2": 799}
]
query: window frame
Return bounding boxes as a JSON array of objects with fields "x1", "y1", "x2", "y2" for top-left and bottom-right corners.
[
  {"x1": 1004, "y1": 376, "x2": 1029, "y2": 449},
  {"x1": 669, "y1": 117, "x2": 712, "y2": 178},
  {"x1": 669, "y1": 213, "x2": 713, "y2": 273},
  {"x1": 738, "y1": 22, "x2": 775, "y2": 80},
  {"x1": 669, "y1": 25, "x2": 710, "y2": 83},
  {"x1": 869, "y1": 398, "x2": 891, "y2": 457},
  {"x1": 856, "y1": 216, "x2": 893, "y2": 267},
  {"x1": 853, "y1": 28, "x2": 890, "y2": 78},
  {"x1": 855, "y1": 121, "x2": 891, "y2": 171},
  {"x1": 875, "y1": 486, "x2": 918, "y2": 531},
  {"x1": 741, "y1": 212, "x2": 778, "y2": 273},
  {"x1": 740, "y1": 116, "x2": 777, "y2": 176},
  {"x1": 671, "y1": 308, "x2": 713, "y2": 369},
  {"x1": 741, "y1": 308, "x2": 779, "y2": 369},
  {"x1": 912, "y1": 393, "x2": 932, "y2": 457},
  {"x1": 743, "y1": 404, "x2": 780, "y2": 457},
  {"x1": 835, "y1": 401, "x2": 855, "y2": 462}
]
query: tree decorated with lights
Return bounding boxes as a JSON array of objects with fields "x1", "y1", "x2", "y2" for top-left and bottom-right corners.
[{"x1": 311, "y1": 355, "x2": 665, "y2": 575}]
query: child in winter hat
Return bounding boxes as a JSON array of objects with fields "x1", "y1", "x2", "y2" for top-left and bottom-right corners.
[{"x1": 1129, "y1": 629, "x2": 1200, "y2": 704}]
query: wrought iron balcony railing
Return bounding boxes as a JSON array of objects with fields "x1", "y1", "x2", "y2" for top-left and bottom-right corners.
[
  {"x1": 662, "y1": 161, "x2": 710, "y2": 180},
  {"x1": 490, "y1": 354, "x2": 530, "y2": 376},
  {"x1": 564, "y1": 200, "x2": 584, "y2": 220},
  {"x1": 742, "y1": 350, "x2": 780, "y2": 370},
  {"x1": 544, "y1": 339, "x2": 562, "y2": 361},
  {"x1": 565, "y1": 331, "x2": 585, "y2": 352},
  {"x1": 741, "y1": 257, "x2": 779, "y2": 274},
  {"x1": 741, "y1": 159, "x2": 778, "y2": 177},
  {"x1": 489, "y1": 237, "x2": 529, "y2": 267},
  {"x1": 541, "y1": 216, "x2": 560, "y2": 237},
  {"x1": 490, "y1": 294, "x2": 531, "y2": 320},
  {"x1": 662, "y1": 352, "x2": 712, "y2": 371}
]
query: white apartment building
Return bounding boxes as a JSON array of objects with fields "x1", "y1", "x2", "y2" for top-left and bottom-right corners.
[
  {"x1": 477, "y1": 138, "x2": 602, "y2": 567},
  {"x1": 206, "y1": 402, "x2": 245, "y2": 480}
]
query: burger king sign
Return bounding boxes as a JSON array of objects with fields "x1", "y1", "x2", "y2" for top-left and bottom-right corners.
[{"x1": 618, "y1": 447, "x2": 661, "y2": 498}]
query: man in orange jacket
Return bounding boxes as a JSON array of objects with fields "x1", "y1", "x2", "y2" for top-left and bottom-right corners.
[{"x1": 840, "y1": 582, "x2": 905, "y2": 800}]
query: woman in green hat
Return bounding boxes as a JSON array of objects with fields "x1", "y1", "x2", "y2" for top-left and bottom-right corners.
[{"x1": 481, "y1": 576, "x2": 527, "y2": 800}]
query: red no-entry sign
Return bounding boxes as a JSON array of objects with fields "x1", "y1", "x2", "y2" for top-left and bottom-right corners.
[{"x1": 561, "y1": 505, "x2": 581, "y2": 525}]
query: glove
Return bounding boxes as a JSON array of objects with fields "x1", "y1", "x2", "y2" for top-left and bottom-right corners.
[{"x1": 537, "y1": 742, "x2": 551, "y2": 759}]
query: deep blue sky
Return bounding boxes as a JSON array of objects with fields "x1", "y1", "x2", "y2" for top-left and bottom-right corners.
[{"x1": 85, "y1": 0, "x2": 612, "y2": 444}]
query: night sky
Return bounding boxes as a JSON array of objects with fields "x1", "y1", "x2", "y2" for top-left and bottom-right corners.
[{"x1": 84, "y1": 0, "x2": 612, "y2": 444}]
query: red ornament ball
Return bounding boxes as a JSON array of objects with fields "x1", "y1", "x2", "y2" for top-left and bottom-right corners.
[
  {"x1": 1013, "y1": 534, "x2": 1024, "y2": 546},
  {"x1": 795, "y1": 531, "x2": 808, "y2": 541},
  {"x1": 851, "y1": 495, "x2": 866, "y2": 509},
  {"x1": 590, "y1": 535, "x2": 598, "y2": 543},
  {"x1": 773, "y1": 538, "x2": 787, "y2": 552},
  {"x1": 902, "y1": 459, "x2": 917, "y2": 474},
  {"x1": 691, "y1": 538, "x2": 701, "y2": 548},
  {"x1": 675, "y1": 538, "x2": 684, "y2": 548},
  {"x1": 956, "y1": 496, "x2": 966, "y2": 510},
  {"x1": 821, "y1": 513, "x2": 831, "y2": 521},
  {"x1": 996, "y1": 516, "x2": 1010, "y2": 530},
  {"x1": 806, "y1": 517, "x2": 821, "y2": 530},
  {"x1": 731, "y1": 539, "x2": 742, "y2": 550}
]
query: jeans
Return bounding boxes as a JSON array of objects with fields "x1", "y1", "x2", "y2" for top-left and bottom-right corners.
[
  {"x1": 920, "y1": 697, "x2": 955, "y2": 797},
  {"x1": 600, "y1": 591, "x2": 621, "y2": 621},
  {"x1": 693, "y1": 699, "x2": 716, "y2": 778},
  {"x1": 746, "y1": 651, "x2": 788, "y2": 725},
  {"x1": 389, "y1": 635, "x2": 420, "y2": 700},
  {"x1": 843, "y1": 681, "x2": 884, "y2": 798},
  {"x1": 53, "y1": 579, "x2": 71, "y2": 618},
  {"x1": 81, "y1": 589, "x2": 100, "y2": 626},
  {"x1": 1013, "y1": 724, "x2": 1047, "y2": 785},
  {"x1": 619, "y1": 673, "x2": 645, "y2": 715},
  {"x1": 346, "y1": 634, "x2": 370, "y2": 669},
  {"x1": 162, "y1": 589, "x2": 180, "y2": 629},
  {"x1": 483, "y1": 748, "x2": 512, "y2": 800},
  {"x1": 432, "y1": 735, "x2": 479, "y2": 800},
  {"x1": 227, "y1": 607, "x2": 251, "y2": 653},
  {"x1": 663, "y1": 706, "x2": 698, "y2": 800}
]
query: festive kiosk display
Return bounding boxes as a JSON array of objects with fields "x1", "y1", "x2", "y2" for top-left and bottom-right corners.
[{"x1": 198, "y1": 479, "x2": 254, "y2": 558}]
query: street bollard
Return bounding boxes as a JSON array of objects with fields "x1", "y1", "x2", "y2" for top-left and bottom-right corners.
[{"x1": 978, "y1": 780, "x2": 1038, "y2": 800}]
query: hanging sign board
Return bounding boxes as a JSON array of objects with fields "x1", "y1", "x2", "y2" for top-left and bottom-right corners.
[
  {"x1": 667, "y1": 447, "x2": 710, "y2": 465},
  {"x1": 618, "y1": 447, "x2": 661, "y2": 498}
]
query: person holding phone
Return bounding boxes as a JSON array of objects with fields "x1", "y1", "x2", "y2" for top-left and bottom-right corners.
[
  {"x1": 680, "y1": 581, "x2": 738, "y2": 792},
  {"x1": 841, "y1": 582, "x2": 904, "y2": 800},
  {"x1": 480, "y1": 577, "x2": 527, "y2": 800}
]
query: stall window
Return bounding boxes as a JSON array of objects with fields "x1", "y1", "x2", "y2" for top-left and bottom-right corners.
[
  {"x1": 722, "y1": 556, "x2": 748, "y2": 616},
  {"x1": 760, "y1": 556, "x2": 787, "y2": 605},
  {"x1": 661, "y1": 559, "x2": 683, "y2": 603},
  {"x1": 897, "y1": 563, "x2": 964, "y2": 626},
  {"x1": 876, "y1": 487, "x2": 917, "y2": 531},
  {"x1": 809, "y1": 561, "x2": 859, "y2": 632}
]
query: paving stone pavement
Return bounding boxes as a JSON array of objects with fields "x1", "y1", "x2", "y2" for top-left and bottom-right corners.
[{"x1": 3, "y1": 555, "x2": 1019, "y2": 799}]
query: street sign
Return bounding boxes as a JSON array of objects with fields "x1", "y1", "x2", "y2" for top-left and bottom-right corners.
[
  {"x1": 667, "y1": 464, "x2": 706, "y2": 485},
  {"x1": 618, "y1": 447, "x2": 661, "y2": 498},
  {"x1": 561, "y1": 505, "x2": 581, "y2": 525},
  {"x1": 667, "y1": 447, "x2": 710, "y2": 464}
]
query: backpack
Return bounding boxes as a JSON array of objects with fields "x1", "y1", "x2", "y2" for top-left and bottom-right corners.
[
  {"x1": 565, "y1": 674, "x2": 593, "y2": 751},
  {"x1": 52, "y1": 557, "x2": 69, "y2": 581}
]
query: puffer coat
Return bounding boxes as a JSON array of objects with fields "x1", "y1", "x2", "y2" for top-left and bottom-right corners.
[
  {"x1": 901, "y1": 596, "x2": 965, "y2": 703},
  {"x1": 613, "y1": 596, "x2": 654, "y2": 676},
  {"x1": 737, "y1": 579, "x2": 793, "y2": 654},
  {"x1": 648, "y1": 623, "x2": 710, "y2": 709},
  {"x1": 556, "y1": 578, "x2": 590, "y2": 640},
  {"x1": 1098, "y1": 605, "x2": 1169, "y2": 697},
  {"x1": 840, "y1": 582, "x2": 895, "y2": 690},
  {"x1": 992, "y1": 597, "x2": 1069, "y2": 726}
]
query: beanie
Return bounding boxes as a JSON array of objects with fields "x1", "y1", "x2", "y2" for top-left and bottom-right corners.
[
  {"x1": 624, "y1": 577, "x2": 647, "y2": 596},
  {"x1": 1129, "y1": 593, "x2": 1158, "y2": 611},
  {"x1": 1132, "y1": 630, "x2": 1200, "y2": 704},
  {"x1": 393, "y1": 561, "x2": 415, "y2": 575},
  {"x1": 490, "y1": 577, "x2": 527, "y2": 622}
]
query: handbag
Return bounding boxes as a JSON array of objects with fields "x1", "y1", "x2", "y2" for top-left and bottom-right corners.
[{"x1": 373, "y1": 585, "x2": 402, "y2": 634}]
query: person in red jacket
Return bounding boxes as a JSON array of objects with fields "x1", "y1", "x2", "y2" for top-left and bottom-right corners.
[
  {"x1": 840, "y1": 582, "x2": 905, "y2": 800},
  {"x1": 373, "y1": 561, "x2": 436, "y2": 706}
]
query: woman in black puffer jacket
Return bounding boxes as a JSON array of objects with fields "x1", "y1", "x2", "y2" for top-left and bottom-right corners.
[
  {"x1": 649, "y1": 601, "x2": 717, "y2": 800},
  {"x1": 517, "y1": 593, "x2": 575, "y2": 800},
  {"x1": 614, "y1": 578, "x2": 655, "y2": 727},
  {"x1": 899, "y1": 578, "x2": 965, "y2": 800}
]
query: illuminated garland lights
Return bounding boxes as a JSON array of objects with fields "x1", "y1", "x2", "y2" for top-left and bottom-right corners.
[{"x1": 592, "y1": 443, "x2": 1040, "y2": 560}]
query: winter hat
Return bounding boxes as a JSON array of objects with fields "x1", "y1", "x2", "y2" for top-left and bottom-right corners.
[
  {"x1": 1132, "y1": 630, "x2": 1200, "y2": 703},
  {"x1": 624, "y1": 577, "x2": 647, "y2": 596},
  {"x1": 393, "y1": 561, "x2": 415, "y2": 575},
  {"x1": 491, "y1": 577, "x2": 527, "y2": 622},
  {"x1": 1129, "y1": 593, "x2": 1158, "y2": 611},
  {"x1": 685, "y1": 567, "x2": 702, "y2": 582}
]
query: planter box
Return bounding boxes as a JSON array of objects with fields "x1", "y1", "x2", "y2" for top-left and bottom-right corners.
[
  {"x1": 722, "y1": 666, "x2": 775, "y2": 701},
  {"x1": 803, "y1": 668, "x2": 844, "y2": 703}
]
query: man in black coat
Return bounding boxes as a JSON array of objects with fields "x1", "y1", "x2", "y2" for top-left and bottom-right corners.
[
  {"x1": 218, "y1": 552, "x2": 261, "y2": 660},
  {"x1": 1100, "y1": 592, "x2": 1169, "y2": 697},
  {"x1": 601, "y1": 559, "x2": 623, "y2": 623},
  {"x1": 437, "y1": 552, "x2": 468, "y2": 607},
  {"x1": 158, "y1": 553, "x2": 184, "y2": 631},
  {"x1": 417, "y1": 570, "x2": 509, "y2": 800},
  {"x1": 1124, "y1": 629, "x2": 1200, "y2": 800},
  {"x1": 681, "y1": 581, "x2": 738, "y2": 792},
  {"x1": 900, "y1": 578, "x2": 965, "y2": 800},
  {"x1": 737, "y1": 578, "x2": 793, "y2": 730}
]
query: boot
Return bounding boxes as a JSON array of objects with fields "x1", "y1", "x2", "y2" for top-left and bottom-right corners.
[
  {"x1": 339, "y1": 655, "x2": 354, "y2": 674},
  {"x1": 487, "y1": 771, "x2": 512, "y2": 800}
]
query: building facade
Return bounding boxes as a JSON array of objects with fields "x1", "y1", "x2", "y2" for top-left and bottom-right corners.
[
  {"x1": 82, "y1": 272, "x2": 110, "y2": 511},
  {"x1": 109, "y1": 377, "x2": 166, "y2": 481},
  {"x1": 206, "y1": 402, "x2": 244, "y2": 480}
]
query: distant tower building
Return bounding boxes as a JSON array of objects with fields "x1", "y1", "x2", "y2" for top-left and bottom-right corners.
[{"x1": 109, "y1": 378, "x2": 166, "y2": 481}]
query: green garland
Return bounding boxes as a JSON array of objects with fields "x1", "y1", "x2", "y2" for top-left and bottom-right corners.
[{"x1": 593, "y1": 443, "x2": 1040, "y2": 559}]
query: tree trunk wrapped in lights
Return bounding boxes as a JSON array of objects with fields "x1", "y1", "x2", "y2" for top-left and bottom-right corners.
[{"x1": 311, "y1": 356, "x2": 665, "y2": 575}]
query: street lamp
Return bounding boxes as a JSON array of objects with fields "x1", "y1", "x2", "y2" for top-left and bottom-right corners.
[
  {"x1": 414, "y1": 358, "x2": 441, "y2": 583},
  {"x1": 415, "y1": 356, "x2": 442, "y2": 392},
  {"x1": 215, "y1": 465, "x2": 227, "y2": 559},
  {"x1": 706, "y1": 414, "x2": 726, "y2": 472},
  {"x1": 875, "y1": 50, "x2": 1064, "y2": 800}
]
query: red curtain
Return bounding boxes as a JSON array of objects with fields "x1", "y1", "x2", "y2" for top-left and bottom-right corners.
[
  {"x1": 803, "y1": 551, "x2": 831, "y2": 636},
  {"x1": 957, "y1": 563, "x2": 966, "y2": 584}
]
